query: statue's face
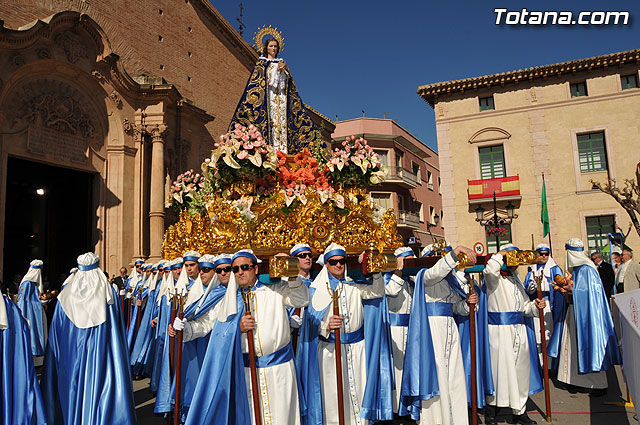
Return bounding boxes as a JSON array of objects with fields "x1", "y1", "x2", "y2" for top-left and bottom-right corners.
[{"x1": 267, "y1": 40, "x2": 278, "y2": 59}]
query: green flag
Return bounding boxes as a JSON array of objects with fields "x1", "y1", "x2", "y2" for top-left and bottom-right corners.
[{"x1": 541, "y1": 176, "x2": 550, "y2": 237}]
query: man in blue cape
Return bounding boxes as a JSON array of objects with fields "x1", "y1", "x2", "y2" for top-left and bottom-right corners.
[
  {"x1": 17, "y1": 259, "x2": 47, "y2": 366},
  {"x1": 549, "y1": 238, "x2": 621, "y2": 395},
  {"x1": 184, "y1": 249, "x2": 309, "y2": 425},
  {"x1": 130, "y1": 260, "x2": 165, "y2": 378},
  {"x1": 397, "y1": 244, "x2": 478, "y2": 425},
  {"x1": 523, "y1": 243, "x2": 563, "y2": 368},
  {"x1": 1, "y1": 287, "x2": 47, "y2": 424},
  {"x1": 155, "y1": 254, "x2": 231, "y2": 422},
  {"x1": 481, "y1": 244, "x2": 545, "y2": 425},
  {"x1": 42, "y1": 252, "x2": 135, "y2": 425},
  {"x1": 297, "y1": 243, "x2": 393, "y2": 425}
]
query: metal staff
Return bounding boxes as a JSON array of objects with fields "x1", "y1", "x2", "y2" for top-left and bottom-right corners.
[
  {"x1": 533, "y1": 273, "x2": 552, "y2": 422},
  {"x1": 467, "y1": 275, "x2": 478, "y2": 425},
  {"x1": 291, "y1": 307, "x2": 301, "y2": 355},
  {"x1": 173, "y1": 294, "x2": 185, "y2": 425},
  {"x1": 329, "y1": 285, "x2": 346, "y2": 425},
  {"x1": 242, "y1": 289, "x2": 263, "y2": 425}
]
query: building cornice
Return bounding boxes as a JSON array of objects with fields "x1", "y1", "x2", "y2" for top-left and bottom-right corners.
[{"x1": 418, "y1": 48, "x2": 640, "y2": 107}]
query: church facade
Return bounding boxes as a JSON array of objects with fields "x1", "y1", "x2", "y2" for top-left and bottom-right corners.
[{"x1": 0, "y1": 1, "x2": 333, "y2": 284}]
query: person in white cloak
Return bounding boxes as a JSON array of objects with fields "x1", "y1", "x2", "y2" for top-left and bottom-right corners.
[
  {"x1": 385, "y1": 246, "x2": 415, "y2": 416},
  {"x1": 483, "y1": 244, "x2": 545, "y2": 425},
  {"x1": 411, "y1": 244, "x2": 477, "y2": 425},
  {"x1": 553, "y1": 238, "x2": 621, "y2": 396}
]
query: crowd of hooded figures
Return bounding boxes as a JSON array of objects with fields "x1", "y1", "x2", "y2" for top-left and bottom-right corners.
[{"x1": 1, "y1": 237, "x2": 622, "y2": 425}]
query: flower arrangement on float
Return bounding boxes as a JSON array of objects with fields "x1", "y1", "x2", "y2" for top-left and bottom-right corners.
[
  {"x1": 166, "y1": 169, "x2": 207, "y2": 211},
  {"x1": 166, "y1": 126, "x2": 390, "y2": 223},
  {"x1": 327, "y1": 136, "x2": 388, "y2": 187}
]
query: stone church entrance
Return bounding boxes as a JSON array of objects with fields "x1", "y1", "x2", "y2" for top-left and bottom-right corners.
[{"x1": 3, "y1": 157, "x2": 95, "y2": 290}]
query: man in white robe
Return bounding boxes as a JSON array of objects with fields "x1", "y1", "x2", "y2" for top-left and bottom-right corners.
[
  {"x1": 399, "y1": 244, "x2": 477, "y2": 425},
  {"x1": 483, "y1": 244, "x2": 545, "y2": 425},
  {"x1": 385, "y1": 247, "x2": 415, "y2": 416}
]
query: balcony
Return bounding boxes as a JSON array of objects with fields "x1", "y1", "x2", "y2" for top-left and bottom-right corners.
[
  {"x1": 468, "y1": 175, "x2": 521, "y2": 204},
  {"x1": 386, "y1": 166, "x2": 419, "y2": 188},
  {"x1": 398, "y1": 210, "x2": 420, "y2": 229}
]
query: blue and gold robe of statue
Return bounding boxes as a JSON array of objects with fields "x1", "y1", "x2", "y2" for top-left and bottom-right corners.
[{"x1": 228, "y1": 58, "x2": 320, "y2": 154}]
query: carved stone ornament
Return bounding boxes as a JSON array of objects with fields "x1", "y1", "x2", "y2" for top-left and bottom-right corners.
[
  {"x1": 11, "y1": 54, "x2": 25, "y2": 67},
  {"x1": 54, "y1": 30, "x2": 88, "y2": 63},
  {"x1": 7, "y1": 80, "x2": 99, "y2": 143},
  {"x1": 122, "y1": 118, "x2": 134, "y2": 135},
  {"x1": 109, "y1": 90, "x2": 123, "y2": 108},
  {"x1": 91, "y1": 70, "x2": 106, "y2": 83},
  {"x1": 37, "y1": 48, "x2": 50, "y2": 59}
]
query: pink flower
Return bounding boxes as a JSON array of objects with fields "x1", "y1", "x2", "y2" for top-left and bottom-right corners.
[
  {"x1": 205, "y1": 158, "x2": 211, "y2": 163},
  {"x1": 237, "y1": 150, "x2": 248, "y2": 160},
  {"x1": 286, "y1": 188, "x2": 293, "y2": 196}
]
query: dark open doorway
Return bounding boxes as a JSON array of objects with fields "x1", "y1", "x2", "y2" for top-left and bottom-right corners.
[{"x1": 3, "y1": 157, "x2": 95, "y2": 291}]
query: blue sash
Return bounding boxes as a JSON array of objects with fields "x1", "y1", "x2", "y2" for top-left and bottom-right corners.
[
  {"x1": 389, "y1": 313, "x2": 410, "y2": 327},
  {"x1": 488, "y1": 311, "x2": 525, "y2": 325},
  {"x1": 426, "y1": 302, "x2": 453, "y2": 317},
  {"x1": 243, "y1": 343, "x2": 294, "y2": 368},
  {"x1": 319, "y1": 327, "x2": 364, "y2": 344}
]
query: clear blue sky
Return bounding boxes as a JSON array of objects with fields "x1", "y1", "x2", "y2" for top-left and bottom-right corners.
[{"x1": 215, "y1": 0, "x2": 639, "y2": 151}]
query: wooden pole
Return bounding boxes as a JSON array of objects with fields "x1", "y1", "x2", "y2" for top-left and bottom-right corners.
[
  {"x1": 331, "y1": 287, "x2": 346, "y2": 425},
  {"x1": 173, "y1": 295, "x2": 185, "y2": 425},
  {"x1": 468, "y1": 276, "x2": 478, "y2": 425},
  {"x1": 534, "y1": 273, "x2": 552, "y2": 422},
  {"x1": 135, "y1": 291, "x2": 143, "y2": 335},
  {"x1": 169, "y1": 296, "x2": 177, "y2": 377},
  {"x1": 243, "y1": 289, "x2": 263, "y2": 425},
  {"x1": 126, "y1": 290, "x2": 131, "y2": 329}
]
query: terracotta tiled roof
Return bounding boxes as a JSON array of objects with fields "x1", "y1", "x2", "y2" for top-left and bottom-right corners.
[{"x1": 417, "y1": 48, "x2": 640, "y2": 107}]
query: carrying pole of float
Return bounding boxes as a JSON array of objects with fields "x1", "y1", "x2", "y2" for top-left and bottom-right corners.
[
  {"x1": 242, "y1": 289, "x2": 263, "y2": 425},
  {"x1": 534, "y1": 273, "x2": 552, "y2": 422},
  {"x1": 468, "y1": 276, "x2": 478, "y2": 425},
  {"x1": 173, "y1": 295, "x2": 185, "y2": 425},
  {"x1": 331, "y1": 287, "x2": 346, "y2": 425}
]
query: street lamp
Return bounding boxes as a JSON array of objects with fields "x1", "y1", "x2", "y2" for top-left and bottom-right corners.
[
  {"x1": 474, "y1": 192, "x2": 518, "y2": 251},
  {"x1": 427, "y1": 211, "x2": 440, "y2": 241}
]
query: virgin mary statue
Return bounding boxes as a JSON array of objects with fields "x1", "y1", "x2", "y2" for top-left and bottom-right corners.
[{"x1": 228, "y1": 29, "x2": 319, "y2": 154}]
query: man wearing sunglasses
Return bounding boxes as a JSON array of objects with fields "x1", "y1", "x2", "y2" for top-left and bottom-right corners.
[
  {"x1": 184, "y1": 249, "x2": 309, "y2": 425},
  {"x1": 297, "y1": 243, "x2": 394, "y2": 425},
  {"x1": 162, "y1": 254, "x2": 233, "y2": 421},
  {"x1": 285, "y1": 243, "x2": 315, "y2": 331},
  {"x1": 523, "y1": 243, "x2": 563, "y2": 369}
]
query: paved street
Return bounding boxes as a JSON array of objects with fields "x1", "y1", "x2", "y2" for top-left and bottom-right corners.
[{"x1": 133, "y1": 366, "x2": 637, "y2": 424}]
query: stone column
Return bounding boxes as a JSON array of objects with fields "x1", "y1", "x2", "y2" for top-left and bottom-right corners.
[
  {"x1": 148, "y1": 124, "x2": 167, "y2": 261},
  {"x1": 132, "y1": 124, "x2": 147, "y2": 260}
]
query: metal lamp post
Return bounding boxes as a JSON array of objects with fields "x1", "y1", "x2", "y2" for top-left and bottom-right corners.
[{"x1": 474, "y1": 192, "x2": 517, "y2": 252}]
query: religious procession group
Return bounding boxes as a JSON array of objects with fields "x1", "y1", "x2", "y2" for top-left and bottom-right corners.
[{"x1": 2, "y1": 237, "x2": 621, "y2": 425}]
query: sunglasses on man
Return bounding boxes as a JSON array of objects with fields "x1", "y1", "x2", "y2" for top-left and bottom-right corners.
[
  {"x1": 232, "y1": 264, "x2": 255, "y2": 273},
  {"x1": 296, "y1": 252, "x2": 313, "y2": 259},
  {"x1": 327, "y1": 258, "x2": 346, "y2": 266},
  {"x1": 215, "y1": 266, "x2": 232, "y2": 274},
  {"x1": 539, "y1": 253, "x2": 549, "y2": 257}
]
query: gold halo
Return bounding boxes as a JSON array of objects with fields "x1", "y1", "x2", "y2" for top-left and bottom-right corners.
[{"x1": 253, "y1": 25, "x2": 285, "y2": 54}]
